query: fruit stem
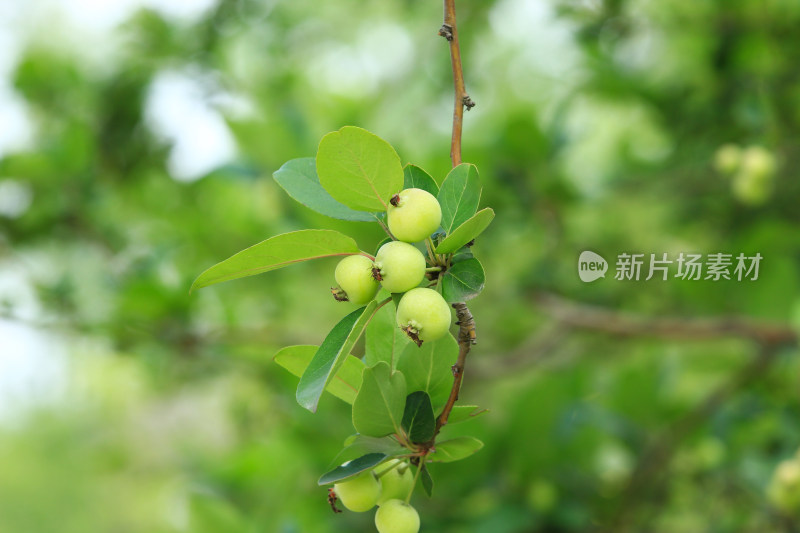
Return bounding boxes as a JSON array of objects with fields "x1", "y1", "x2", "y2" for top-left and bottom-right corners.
[
  {"x1": 425, "y1": 267, "x2": 442, "y2": 273},
  {"x1": 374, "y1": 459, "x2": 403, "y2": 479},
  {"x1": 405, "y1": 463, "x2": 424, "y2": 504},
  {"x1": 376, "y1": 217, "x2": 395, "y2": 240},
  {"x1": 359, "y1": 252, "x2": 376, "y2": 261},
  {"x1": 424, "y1": 237, "x2": 437, "y2": 263}
]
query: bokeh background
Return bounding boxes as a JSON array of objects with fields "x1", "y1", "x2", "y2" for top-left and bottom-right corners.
[{"x1": 1, "y1": 0, "x2": 799, "y2": 531}]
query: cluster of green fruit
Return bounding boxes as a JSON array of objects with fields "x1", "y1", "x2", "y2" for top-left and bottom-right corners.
[
  {"x1": 768, "y1": 452, "x2": 800, "y2": 516},
  {"x1": 334, "y1": 459, "x2": 420, "y2": 533},
  {"x1": 713, "y1": 144, "x2": 777, "y2": 206},
  {"x1": 333, "y1": 188, "x2": 451, "y2": 345},
  {"x1": 192, "y1": 126, "x2": 492, "y2": 533}
]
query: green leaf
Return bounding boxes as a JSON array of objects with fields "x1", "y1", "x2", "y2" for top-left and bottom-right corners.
[
  {"x1": 342, "y1": 434, "x2": 406, "y2": 455},
  {"x1": 318, "y1": 453, "x2": 387, "y2": 485},
  {"x1": 328, "y1": 436, "x2": 406, "y2": 473},
  {"x1": 435, "y1": 208, "x2": 494, "y2": 254},
  {"x1": 441, "y1": 258, "x2": 486, "y2": 303},
  {"x1": 375, "y1": 237, "x2": 393, "y2": 255},
  {"x1": 316, "y1": 126, "x2": 404, "y2": 211},
  {"x1": 273, "y1": 345, "x2": 365, "y2": 404},
  {"x1": 429, "y1": 437, "x2": 484, "y2": 463},
  {"x1": 420, "y1": 464, "x2": 433, "y2": 497},
  {"x1": 192, "y1": 229, "x2": 359, "y2": 290},
  {"x1": 446, "y1": 405, "x2": 488, "y2": 424},
  {"x1": 396, "y1": 334, "x2": 458, "y2": 410},
  {"x1": 273, "y1": 158, "x2": 378, "y2": 222},
  {"x1": 437, "y1": 163, "x2": 481, "y2": 234},
  {"x1": 352, "y1": 361, "x2": 407, "y2": 437},
  {"x1": 391, "y1": 292, "x2": 404, "y2": 309},
  {"x1": 403, "y1": 164, "x2": 439, "y2": 196},
  {"x1": 365, "y1": 300, "x2": 410, "y2": 369},
  {"x1": 401, "y1": 391, "x2": 435, "y2": 443},
  {"x1": 450, "y1": 247, "x2": 474, "y2": 264},
  {"x1": 296, "y1": 302, "x2": 377, "y2": 412}
]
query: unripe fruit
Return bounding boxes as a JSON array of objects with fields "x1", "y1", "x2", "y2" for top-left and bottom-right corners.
[
  {"x1": 376, "y1": 460, "x2": 415, "y2": 504},
  {"x1": 375, "y1": 499, "x2": 420, "y2": 533},
  {"x1": 713, "y1": 144, "x2": 742, "y2": 175},
  {"x1": 334, "y1": 255, "x2": 380, "y2": 304},
  {"x1": 741, "y1": 145, "x2": 776, "y2": 180},
  {"x1": 334, "y1": 471, "x2": 381, "y2": 512},
  {"x1": 732, "y1": 170, "x2": 771, "y2": 206},
  {"x1": 768, "y1": 459, "x2": 800, "y2": 514},
  {"x1": 374, "y1": 241, "x2": 426, "y2": 293},
  {"x1": 396, "y1": 288, "x2": 451, "y2": 345},
  {"x1": 387, "y1": 188, "x2": 442, "y2": 243}
]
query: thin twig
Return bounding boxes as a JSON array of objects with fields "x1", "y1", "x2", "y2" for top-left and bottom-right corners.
[
  {"x1": 426, "y1": 0, "x2": 477, "y2": 445},
  {"x1": 440, "y1": 0, "x2": 473, "y2": 166}
]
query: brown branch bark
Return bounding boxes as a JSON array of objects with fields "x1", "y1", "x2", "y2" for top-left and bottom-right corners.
[
  {"x1": 434, "y1": 303, "x2": 476, "y2": 437},
  {"x1": 440, "y1": 0, "x2": 474, "y2": 167},
  {"x1": 535, "y1": 292, "x2": 798, "y2": 347},
  {"x1": 428, "y1": 0, "x2": 478, "y2": 443}
]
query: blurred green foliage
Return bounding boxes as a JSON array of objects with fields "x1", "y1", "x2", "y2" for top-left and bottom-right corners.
[{"x1": 1, "y1": 0, "x2": 799, "y2": 531}]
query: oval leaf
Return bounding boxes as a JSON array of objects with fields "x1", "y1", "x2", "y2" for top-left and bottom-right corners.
[
  {"x1": 273, "y1": 345, "x2": 365, "y2": 404},
  {"x1": 437, "y1": 163, "x2": 481, "y2": 234},
  {"x1": 316, "y1": 126, "x2": 404, "y2": 211},
  {"x1": 352, "y1": 361, "x2": 407, "y2": 437},
  {"x1": 430, "y1": 437, "x2": 484, "y2": 463},
  {"x1": 327, "y1": 435, "x2": 407, "y2": 474},
  {"x1": 365, "y1": 299, "x2": 410, "y2": 369},
  {"x1": 297, "y1": 301, "x2": 377, "y2": 412},
  {"x1": 420, "y1": 464, "x2": 433, "y2": 498},
  {"x1": 435, "y1": 208, "x2": 494, "y2": 254},
  {"x1": 401, "y1": 391, "x2": 435, "y2": 443},
  {"x1": 403, "y1": 164, "x2": 439, "y2": 196},
  {"x1": 396, "y1": 334, "x2": 458, "y2": 410},
  {"x1": 318, "y1": 453, "x2": 387, "y2": 485},
  {"x1": 273, "y1": 158, "x2": 378, "y2": 221},
  {"x1": 192, "y1": 229, "x2": 360, "y2": 290},
  {"x1": 441, "y1": 258, "x2": 486, "y2": 303},
  {"x1": 446, "y1": 405, "x2": 489, "y2": 424}
]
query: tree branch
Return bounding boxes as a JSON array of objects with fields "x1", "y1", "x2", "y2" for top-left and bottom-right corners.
[
  {"x1": 434, "y1": 302, "x2": 476, "y2": 436},
  {"x1": 429, "y1": 0, "x2": 477, "y2": 442},
  {"x1": 440, "y1": 0, "x2": 473, "y2": 167}
]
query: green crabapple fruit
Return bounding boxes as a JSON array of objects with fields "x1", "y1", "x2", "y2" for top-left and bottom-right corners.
[
  {"x1": 387, "y1": 188, "x2": 442, "y2": 243},
  {"x1": 741, "y1": 145, "x2": 776, "y2": 180},
  {"x1": 373, "y1": 241, "x2": 426, "y2": 293},
  {"x1": 396, "y1": 287, "x2": 451, "y2": 345},
  {"x1": 732, "y1": 169, "x2": 772, "y2": 206},
  {"x1": 333, "y1": 255, "x2": 380, "y2": 304},
  {"x1": 768, "y1": 458, "x2": 800, "y2": 514},
  {"x1": 375, "y1": 459, "x2": 415, "y2": 504},
  {"x1": 713, "y1": 144, "x2": 742, "y2": 175},
  {"x1": 333, "y1": 471, "x2": 381, "y2": 513},
  {"x1": 375, "y1": 499, "x2": 420, "y2": 533}
]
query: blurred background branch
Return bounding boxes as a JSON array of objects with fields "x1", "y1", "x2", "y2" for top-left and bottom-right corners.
[{"x1": 535, "y1": 292, "x2": 798, "y2": 347}]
